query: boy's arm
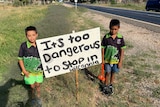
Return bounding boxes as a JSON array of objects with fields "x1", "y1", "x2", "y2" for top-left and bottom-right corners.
[
  {"x1": 18, "y1": 59, "x2": 29, "y2": 77},
  {"x1": 101, "y1": 48, "x2": 104, "y2": 64},
  {"x1": 118, "y1": 49, "x2": 124, "y2": 68},
  {"x1": 101, "y1": 35, "x2": 106, "y2": 64}
]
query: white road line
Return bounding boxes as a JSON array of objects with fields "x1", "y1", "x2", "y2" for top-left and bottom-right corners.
[
  {"x1": 147, "y1": 14, "x2": 160, "y2": 18},
  {"x1": 91, "y1": 9, "x2": 160, "y2": 27}
]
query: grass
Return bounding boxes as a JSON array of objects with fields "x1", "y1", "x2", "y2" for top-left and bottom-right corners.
[
  {"x1": 0, "y1": 5, "x2": 48, "y2": 107},
  {"x1": 0, "y1": 3, "x2": 160, "y2": 107},
  {"x1": 154, "y1": 64, "x2": 160, "y2": 71},
  {"x1": 152, "y1": 86, "x2": 160, "y2": 99},
  {"x1": 35, "y1": 5, "x2": 73, "y2": 38},
  {"x1": 0, "y1": 5, "x2": 47, "y2": 81},
  {"x1": 93, "y1": 2, "x2": 146, "y2": 11},
  {"x1": 125, "y1": 41, "x2": 134, "y2": 50},
  {"x1": 133, "y1": 69, "x2": 154, "y2": 81},
  {"x1": 110, "y1": 3, "x2": 146, "y2": 11}
]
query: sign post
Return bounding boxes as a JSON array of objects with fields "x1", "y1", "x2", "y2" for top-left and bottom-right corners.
[
  {"x1": 75, "y1": 69, "x2": 79, "y2": 102},
  {"x1": 72, "y1": 30, "x2": 79, "y2": 102},
  {"x1": 74, "y1": 0, "x2": 78, "y2": 10}
]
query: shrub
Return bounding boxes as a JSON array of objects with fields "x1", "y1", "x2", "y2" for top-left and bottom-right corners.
[
  {"x1": 110, "y1": 0, "x2": 116, "y2": 4},
  {"x1": 12, "y1": 0, "x2": 30, "y2": 7}
]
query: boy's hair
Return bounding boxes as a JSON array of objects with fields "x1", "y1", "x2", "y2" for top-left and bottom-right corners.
[
  {"x1": 109, "y1": 19, "x2": 120, "y2": 29},
  {"x1": 25, "y1": 26, "x2": 37, "y2": 36}
]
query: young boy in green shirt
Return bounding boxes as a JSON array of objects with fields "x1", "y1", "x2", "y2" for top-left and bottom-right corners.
[
  {"x1": 101, "y1": 19, "x2": 126, "y2": 95},
  {"x1": 18, "y1": 26, "x2": 43, "y2": 99}
]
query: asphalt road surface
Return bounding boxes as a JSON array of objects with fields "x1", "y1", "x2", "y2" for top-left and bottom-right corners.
[
  {"x1": 67, "y1": 2, "x2": 160, "y2": 33},
  {"x1": 68, "y1": 3, "x2": 160, "y2": 26}
]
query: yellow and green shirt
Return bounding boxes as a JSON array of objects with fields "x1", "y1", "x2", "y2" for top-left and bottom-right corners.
[
  {"x1": 18, "y1": 41, "x2": 43, "y2": 74},
  {"x1": 101, "y1": 33, "x2": 126, "y2": 64}
]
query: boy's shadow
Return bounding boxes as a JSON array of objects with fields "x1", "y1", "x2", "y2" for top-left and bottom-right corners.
[
  {"x1": 82, "y1": 68, "x2": 106, "y2": 93},
  {"x1": 0, "y1": 78, "x2": 33, "y2": 107},
  {"x1": 83, "y1": 68, "x2": 98, "y2": 81}
]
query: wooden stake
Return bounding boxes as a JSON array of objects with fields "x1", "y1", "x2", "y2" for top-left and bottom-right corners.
[
  {"x1": 72, "y1": 30, "x2": 79, "y2": 103},
  {"x1": 75, "y1": 69, "x2": 79, "y2": 102}
]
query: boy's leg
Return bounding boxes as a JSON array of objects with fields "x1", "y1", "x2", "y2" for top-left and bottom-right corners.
[
  {"x1": 105, "y1": 72, "x2": 110, "y2": 85},
  {"x1": 103, "y1": 64, "x2": 113, "y2": 95},
  {"x1": 109, "y1": 72, "x2": 115, "y2": 94},
  {"x1": 30, "y1": 84, "x2": 36, "y2": 99},
  {"x1": 110, "y1": 72, "x2": 115, "y2": 85},
  {"x1": 103, "y1": 72, "x2": 113, "y2": 95},
  {"x1": 35, "y1": 82, "x2": 41, "y2": 98},
  {"x1": 35, "y1": 82, "x2": 42, "y2": 105},
  {"x1": 104, "y1": 63, "x2": 111, "y2": 86},
  {"x1": 110, "y1": 64, "x2": 119, "y2": 84},
  {"x1": 24, "y1": 75, "x2": 36, "y2": 99},
  {"x1": 34, "y1": 74, "x2": 43, "y2": 98},
  {"x1": 109, "y1": 64, "x2": 119, "y2": 94}
]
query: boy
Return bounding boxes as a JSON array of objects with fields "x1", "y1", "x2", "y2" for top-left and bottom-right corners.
[
  {"x1": 18, "y1": 26, "x2": 43, "y2": 100},
  {"x1": 101, "y1": 19, "x2": 126, "y2": 95}
]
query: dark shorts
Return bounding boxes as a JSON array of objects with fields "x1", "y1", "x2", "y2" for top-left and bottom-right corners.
[{"x1": 104, "y1": 63, "x2": 119, "y2": 73}]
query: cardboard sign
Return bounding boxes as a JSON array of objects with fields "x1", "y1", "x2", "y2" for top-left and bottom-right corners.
[{"x1": 36, "y1": 27, "x2": 102, "y2": 78}]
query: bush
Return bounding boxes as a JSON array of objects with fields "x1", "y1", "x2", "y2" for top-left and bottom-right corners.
[
  {"x1": 12, "y1": 0, "x2": 30, "y2": 7},
  {"x1": 12, "y1": 0, "x2": 23, "y2": 7},
  {"x1": 110, "y1": 0, "x2": 116, "y2": 4}
]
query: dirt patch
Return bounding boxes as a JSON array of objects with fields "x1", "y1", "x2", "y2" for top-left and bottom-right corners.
[{"x1": 63, "y1": 3, "x2": 74, "y2": 8}]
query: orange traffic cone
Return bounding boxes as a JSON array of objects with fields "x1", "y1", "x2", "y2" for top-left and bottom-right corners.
[{"x1": 98, "y1": 64, "x2": 105, "y2": 82}]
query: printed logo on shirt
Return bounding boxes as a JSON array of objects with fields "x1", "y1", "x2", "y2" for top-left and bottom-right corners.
[
  {"x1": 23, "y1": 57, "x2": 42, "y2": 72},
  {"x1": 117, "y1": 39, "x2": 121, "y2": 44}
]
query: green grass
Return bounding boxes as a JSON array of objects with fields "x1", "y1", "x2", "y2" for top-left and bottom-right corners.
[
  {"x1": 110, "y1": 3, "x2": 146, "y2": 11},
  {"x1": 133, "y1": 69, "x2": 154, "y2": 81},
  {"x1": 125, "y1": 41, "x2": 134, "y2": 50},
  {"x1": 152, "y1": 86, "x2": 160, "y2": 99},
  {"x1": 154, "y1": 64, "x2": 160, "y2": 71},
  {"x1": 0, "y1": 5, "x2": 47, "y2": 81},
  {"x1": 35, "y1": 5, "x2": 73, "y2": 38},
  {"x1": 93, "y1": 2, "x2": 146, "y2": 11},
  {"x1": 124, "y1": 52, "x2": 155, "y2": 81}
]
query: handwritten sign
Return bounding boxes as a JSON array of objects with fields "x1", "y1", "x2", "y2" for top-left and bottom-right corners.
[{"x1": 36, "y1": 27, "x2": 102, "y2": 78}]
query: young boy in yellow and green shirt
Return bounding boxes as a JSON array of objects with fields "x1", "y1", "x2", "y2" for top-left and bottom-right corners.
[
  {"x1": 18, "y1": 26, "x2": 43, "y2": 99},
  {"x1": 101, "y1": 19, "x2": 126, "y2": 95}
]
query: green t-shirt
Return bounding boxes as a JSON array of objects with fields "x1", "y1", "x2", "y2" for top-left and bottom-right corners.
[
  {"x1": 18, "y1": 41, "x2": 43, "y2": 73},
  {"x1": 101, "y1": 33, "x2": 126, "y2": 64}
]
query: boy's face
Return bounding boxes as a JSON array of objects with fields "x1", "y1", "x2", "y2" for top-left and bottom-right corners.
[
  {"x1": 26, "y1": 30, "x2": 38, "y2": 43},
  {"x1": 110, "y1": 25, "x2": 120, "y2": 35}
]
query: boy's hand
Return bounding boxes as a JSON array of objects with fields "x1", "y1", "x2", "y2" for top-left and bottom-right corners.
[
  {"x1": 24, "y1": 71, "x2": 30, "y2": 77},
  {"x1": 118, "y1": 62, "x2": 122, "y2": 68}
]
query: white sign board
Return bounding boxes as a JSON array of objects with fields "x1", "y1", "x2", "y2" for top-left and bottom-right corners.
[{"x1": 36, "y1": 27, "x2": 102, "y2": 78}]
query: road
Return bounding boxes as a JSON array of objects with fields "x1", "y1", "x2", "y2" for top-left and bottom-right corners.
[
  {"x1": 66, "y1": 2, "x2": 160, "y2": 32},
  {"x1": 67, "y1": 3, "x2": 160, "y2": 26}
]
